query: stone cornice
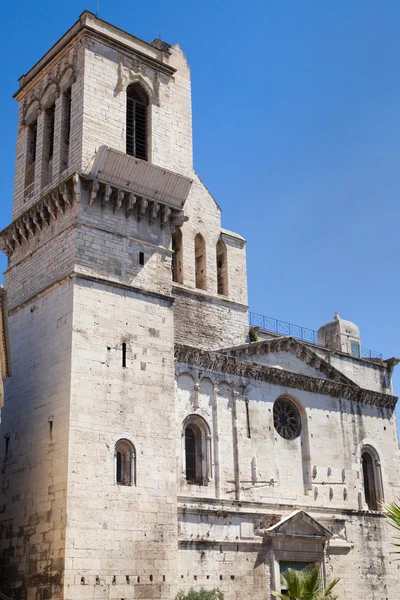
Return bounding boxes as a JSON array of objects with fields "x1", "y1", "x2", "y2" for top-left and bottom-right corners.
[
  {"x1": 175, "y1": 343, "x2": 397, "y2": 409},
  {"x1": 0, "y1": 175, "x2": 79, "y2": 257},
  {"x1": 15, "y1": 11, "x2": 175, "y2": 98},
  {"x1": 0, "y1": 171, "x2": 187, "y2": 258},
  {"x1": 221, "y1": 336, "x2": 357, "y2": 385}
]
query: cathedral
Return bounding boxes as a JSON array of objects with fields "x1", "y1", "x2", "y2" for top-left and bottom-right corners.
[{"x1": 0, "y1": 11, "x2": 399, "y2": 600}]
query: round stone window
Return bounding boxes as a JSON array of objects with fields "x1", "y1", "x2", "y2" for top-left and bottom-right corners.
[{"x1": 273, "y1": 398, "x2": 301, "y2": 440}]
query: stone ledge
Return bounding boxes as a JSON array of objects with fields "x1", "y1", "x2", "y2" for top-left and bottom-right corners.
[{"x1": 174, "y1": 343, "x2": 397, "y2": 409}]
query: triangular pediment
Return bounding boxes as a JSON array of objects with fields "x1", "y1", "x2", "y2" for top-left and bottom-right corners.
[
  {"x1": 266, "y1": 510, "x2": 332, "y2": 540},
  {"x1": 221, "y1": 337, "x2": 356, "y2": 385}
]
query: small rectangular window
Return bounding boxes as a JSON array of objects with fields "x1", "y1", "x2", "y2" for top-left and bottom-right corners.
[
  {"x1": 139, "y1": 252, "x2": 144, "y2": 266},
  {"x1": 122, "y1": 342, "x2": 127, "y2": 368}
]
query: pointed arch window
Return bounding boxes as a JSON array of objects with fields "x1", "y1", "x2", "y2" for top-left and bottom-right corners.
[
  {"x1": 194, "y1": 233, "x2": 207, "y2": 290},
  {"x1": 216, "y1": 240, "x2": 228, "y2": 295},
  {"x1": 126, "y1": 83, "x2": 148, "y2": 161},
  {"x1": 183, "y1": 415, "x2": 211, "y2": 485},
  {"x1": 172, "y1": 228, "x2": 183, "y2": 284},
  {"x1": 362, "y1": 447, "x2": 383, "y2": 511},
  {"x1": 115, "y1": 439, "x2": 136, "y2": 486}
]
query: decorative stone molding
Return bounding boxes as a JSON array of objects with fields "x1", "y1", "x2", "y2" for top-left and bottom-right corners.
[
  {"x1": 223, "y1": 336, "x2": 361, "y2": 386},
  {"x1": 174, "y1": 343, "x2": 397, "y2": 409},
  {"x1": 20, "y1": 45, "x2": 78, "y2": 126},
  {"x1": 82, "y1": 174, "x2": 185, "y2": 229},
  {"x1": 116, "y1": 54, "x2": 164, "y2": 104},
  {"x1": 0, "y1": 175, "x2": 79, "y2": 256}
]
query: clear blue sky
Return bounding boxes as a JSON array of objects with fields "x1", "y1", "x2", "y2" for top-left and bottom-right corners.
[{"x1": 1, "y1": 1, "x2": 400, "y2": 430}]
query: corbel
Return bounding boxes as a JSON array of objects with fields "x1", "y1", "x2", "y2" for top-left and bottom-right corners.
[
  {"x1": 5, "y1": 237, "x2": 14, "y2": 255},
  {"x1": 102, "y1": 184, "x2": 112, "y2": 210},
  {"x1": 138, "y1": 197, "x2": 148, "y2": 221},
  {"x1": 30, "y1": 208, "x2": 42, "y2": 232},
  {"x1": 125, "y1": 193, "x2": 137, "y2": 218},
  {"x1": 73, "y1": 174, "x2": 80, "y2": 204},
  {"x1": 39, "y1": 200, "x2": 50, "y2": 226},
  {"x1": 16, "y1": 219, "x2": 27, "y2": 242},
  {"x1": 114, "y1": 189, "x2": 124, "y2": 214},
  {"x1": 51, "y1": 190, "x2": 64, "y2": 214},
  {"x1": 170, "y1": 210, "x2": 188, "y2": 231},
  {"x1": 160, "y1": 205, "x2": 171, "y2": 228},
  {"x1": 59, "y1": 182, "x2": 71, "y2": 208},
  {"x1": 43, "y1": 196, "x2": 57, "y2": 221},
  {"x1": 89, "y1": 179, "x2": 100, "y2": 207},
  {"x1": 22, "y1": 214, "x2": 34, "y2": 238},
  {"x1": 149, "y1": 201, "x2": 160, "y2": 224},
  {"x1": 11, "y1": 226, "x2": 21, "y2": 247}
]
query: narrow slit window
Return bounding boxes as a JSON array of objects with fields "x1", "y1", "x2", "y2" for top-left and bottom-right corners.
[
  {"x1": 61, "y1": 88, "x2": 72, "y2": 170},
  {"x1": 172, "y1": 228, "x2": 183, "y2": 284},
  {"x1": 245, "y1": 399, "x2": 251, "y2": 438},
  {"x1": 25, "y1": 121, "x2": 37, "y2": 189},
  {"x1": 46, "y1": 104, "x2": 56, "y2": 161},
  {"x1": 126, "y1": 84, "x2": 148, "y2": 161},
  {"x1": 139, "y1": 251, "x2": 145, "y2": 266},
  {"x1": 28, "y1": 122, "x2": 38, "y2": 165},
  {"x1": 216, "y1": 240, "x2": 228, "y2": 295},
  {"x1": 122, "y1": 342, "x2": 127, "y2": 368},
  {"x1": 194, "y1": 233, "x2": 207, "y2": 290}
]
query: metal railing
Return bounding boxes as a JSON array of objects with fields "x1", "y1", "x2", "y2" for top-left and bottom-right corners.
[{"x1": 249, "y1": 312, "x2": 382, "y2": 359}]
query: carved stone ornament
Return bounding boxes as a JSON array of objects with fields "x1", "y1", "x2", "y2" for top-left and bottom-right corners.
[
  {"x1": 174, "y1": 344, "x2": 397, "y2": 410},
  {"x1": 20, "y1": 45, "x2": 78, "y2": 126},
  {"x1": 81, "y1": 174, "x2": 183, "y2": 229},
  {"x1": 116, "y1": 56, "x2": 160, "y2": 105},
  {"x1": 0, "y1": 175, "x2": 78, "y2": 257}
]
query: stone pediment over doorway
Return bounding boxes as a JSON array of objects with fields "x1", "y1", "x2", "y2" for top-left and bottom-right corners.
[
  {"x1": 221, "y1": 337, "x2": 355, "y2": 385},
  {"x1": 265, "y1": 510, "x2": 333, "y2": 541}
]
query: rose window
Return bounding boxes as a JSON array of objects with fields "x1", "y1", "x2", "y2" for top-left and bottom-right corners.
[{"x1": 273, "y1": 398, "x2": 301, "y2": 440}]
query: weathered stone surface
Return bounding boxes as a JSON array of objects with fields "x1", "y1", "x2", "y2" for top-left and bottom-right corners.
[{"x1": 1, "y1": 10, "x2": 400, "y2": 600}]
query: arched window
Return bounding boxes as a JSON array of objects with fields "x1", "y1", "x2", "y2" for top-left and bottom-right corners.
[
  {"x1": 194, "y1": 233, "x2": 207, "y2": 290},
  {"x1": 362, "y1": 447, "x2": 383, "y2": 511},
  {"x1": 126, "y1": 83, "x2": 148, "y2": 161},
  {"x1": 172, "y1": 228, "x2": 183, "y2": 284},
  {"x1": 183, "y1": 415, "x2": 211, "y2": 485},
  {"x1": 115, "y1": 439, "x2": 136, "y2": 486},
  {"x1": 216, "y1": 240, "x2": 228, "y2": 295}
]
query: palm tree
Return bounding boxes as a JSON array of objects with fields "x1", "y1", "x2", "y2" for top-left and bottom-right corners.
[
  {"x1": 383, "y1": 499, "x2": 400, "y2": 554},
  {"x1": 272, "y1": 563, "x2": 339, "y2": 600}
]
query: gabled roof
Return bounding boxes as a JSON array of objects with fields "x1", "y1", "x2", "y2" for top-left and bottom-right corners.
[
  {"x1": 220, "y1": 336, "x2": 356, "y2": 386},
  {"x1": 174, "y1": 343, "x2": 397, "y2": 409},
  {"x1": 265, "y1": 510, "x2": 332, "y2": 540}
]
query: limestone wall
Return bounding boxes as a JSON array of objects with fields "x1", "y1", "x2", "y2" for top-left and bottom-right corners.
[
  {"x1": 176, "y1": 363, "x2": 400, "y2": 509},
  {"x1": 0, "y1": 281, "x2": 74, "y2": 597},
  {"x1": 63, "y1": 278, "x2": 178, "y2": 600}
]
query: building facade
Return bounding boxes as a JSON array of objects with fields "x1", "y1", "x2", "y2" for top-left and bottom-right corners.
[{"x1": 0, "y1": 11, "x2": 399, "y2": 600}]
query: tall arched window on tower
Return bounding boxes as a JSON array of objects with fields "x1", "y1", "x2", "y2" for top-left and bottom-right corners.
[
  {"x1": 172, "y1": 228, "x2": 183, "y2": 284},
  {"x1": 194, "y1": 233, "x2": 207, "y2": 290},
  {"x1": 183, "y1": 415, "x2": 211, "y2": 485},
  {"x1": 362, "y1": 447, "x2": 383, "y2": 511},
  {"x1": 115, "y1": 439, "x2": 136, "y2": 486},
  {"x1": 216, "y1": 240, "x2": 228, "y2": 296},
  {"x1": 126, "y1": 83, "x2": 148, "y2": 161}
]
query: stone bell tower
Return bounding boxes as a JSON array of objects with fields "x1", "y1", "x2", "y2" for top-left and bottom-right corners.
[{"x1": 0, "y1": 11, "x2": 203, "y2": 600}]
